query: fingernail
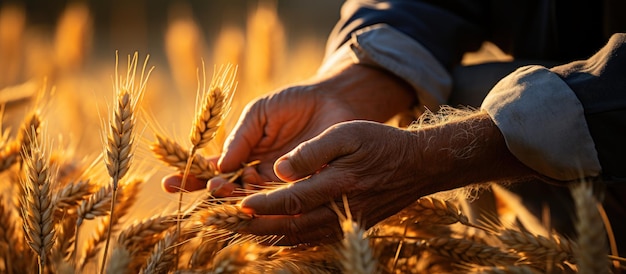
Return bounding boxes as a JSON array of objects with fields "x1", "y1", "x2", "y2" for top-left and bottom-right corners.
[{"x1": 274, "y1": 159, "x2": 295, "y2": 179}]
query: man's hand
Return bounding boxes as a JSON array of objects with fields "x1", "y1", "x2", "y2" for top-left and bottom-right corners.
[
  {"x1": 235, "y1": 113, "x2": 539, "y2": 245},
  {"x1": 162, "y1": 63, "x2": 416, "y2": 195}
]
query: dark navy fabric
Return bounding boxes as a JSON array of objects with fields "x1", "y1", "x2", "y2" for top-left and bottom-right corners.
[{"x1": 327, "y1": 0, "x2": 623, "y2": 70}]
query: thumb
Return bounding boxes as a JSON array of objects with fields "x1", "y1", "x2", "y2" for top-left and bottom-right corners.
[
  {"x1": 274, "y1": 125, "x2": 354, "y2": 182},
  {"x1": 218, "y1": 104, "x2": 264, "y2": 173}
]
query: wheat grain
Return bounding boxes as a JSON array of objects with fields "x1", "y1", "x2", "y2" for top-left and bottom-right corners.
[
  {"x1": 197, "y1": 204, "x2": 252, "y2": 231},
  {"x1": 117, "y1": 215, "x2": 177, "y2": 253},
  {"x1": 468, "y1": 265, "x2": 541, "y2": 274},
  {"x1": 418, "y1": 237, "x2": 520, "y2": 266},
  {"x1": 188, "y1": 235, "x2": 228, "y2": 268},
  {"x1": 209, "y1": 242, "x2": 255, "y2": 273},
  {"x1": 571, "y1": 182, "x2": 610, "y2": 273},
  {"x1": 143, "y1": 231, "x2": 179, "y2": 274},
  {"x1": 384, "y1": 197, "x2": 471, "y2": 227},
  {"x1": 77, "y1": 184, "x2": 114, "y2": 224},
  {"x1": 496, "y1": 228, "x2": 574, "y2": 266},
  {"x1": 151, "y1": 134, "x2": 217, "y2": 179},
  {"x1": 53, "y1": 179, "x2": 96, "y2": 216}
]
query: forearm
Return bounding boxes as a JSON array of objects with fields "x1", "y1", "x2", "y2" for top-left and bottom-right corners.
[{"x1": 408, "y1": 111, "x2": 542, "y2": 194}]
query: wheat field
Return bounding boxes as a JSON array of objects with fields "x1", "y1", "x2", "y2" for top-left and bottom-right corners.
[{"x1": 0, "y1": 1, "x2": 624, "y2": 273}]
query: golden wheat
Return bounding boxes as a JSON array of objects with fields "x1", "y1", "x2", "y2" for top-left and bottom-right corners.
[
  {"x1": 150, "y1": 134, "x2": 218, "y2": 179},
  {"x1": 571, "y1": 182, "x2": 610, "y2": 273},
  {"x1": 338, "y1": 219, "x2": 377, "y2": 274},
  {"x1": 496, "y1": 228, "x2": 575, "y2": 266},
  {"x1": 143, "y1": 231, "x2": 179, "y2": 274},
  {"x1": 20, "y1": 131, "x2": 55, "y2": 274},
  {"x1": 197, "y1": 204, "x2": 252, "y2": 231}
]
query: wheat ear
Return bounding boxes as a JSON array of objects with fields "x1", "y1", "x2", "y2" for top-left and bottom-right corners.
[
  {"x1": 143, "y1": 231, "x2": 179, "y2": 274},
  {"x1": 197, "y1": 204, "x2": 252, "y2": 231},
  {"x1": 334, "y1": 196, "x2": 377, "y2": 274},
  {"x1": 117, "y1": 215, "x2": 178, "y2": 255},
  {"x1": 53, "y1": 179, "x2": 96, "y2": 218},
  {"x1": 100, "y1": 51, "x2": 152, "y2": 273},
  {"x1": 468, "y1": 265, "x2": 541, "y2": 274},
  {"x1": 175, "y1": 63, "x2": 236, "y2": 268},
  {"x1": 418, "y1": 237, "x2": 520, "y2": 266},
  {"x1": 571, "y1": 181, "x2": 610, "y2": 273},
  {"x1": 20, "y1": 129, "x2": 55, "y2": 274},
  {"x1": 150, "y1": 134, "x2": 217, "y2": 179},
  {"x1": 496, "y1": 228, "x2": 575, "y2": 266}
]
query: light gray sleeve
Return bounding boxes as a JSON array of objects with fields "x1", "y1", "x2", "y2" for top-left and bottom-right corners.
[
  {"x1": 481, "y1": 65, "x2": 601, "y2": 181},
  {"x1": 318, "y1": 23, "x2": 451, "y2": 111}
]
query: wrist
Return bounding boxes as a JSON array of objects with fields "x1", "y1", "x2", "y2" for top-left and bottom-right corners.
[
  {"x1": 315, "y1": 63, "x2": 417, "y2": 122},
  {"x1": 409, "y1": 111, "x2": 540, "y2": 193}
]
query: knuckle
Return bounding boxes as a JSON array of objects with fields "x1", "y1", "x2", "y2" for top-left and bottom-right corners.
[
  {"x1": 284, "y1": 219, "x2": 306, "y2": 245},
  {"x1": 283, "y1": 192, "x2": 303, "y2": 215}
]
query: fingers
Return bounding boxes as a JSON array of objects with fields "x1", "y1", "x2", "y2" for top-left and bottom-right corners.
[
  {"x1": 218, "y1": 103, "x2": 265, "y2": 173},
  {"x1": 207, "y1": 166, "x2": 264, "y2": 197},
  {"x1": 241, "y1": 165, "x2": 346, "y2": 215},
  {"x1": 238, "y1": 205, "x2": 342, "y2": 246},
  {"x1": 274, "y1": 125, "x2": 354, "y2": 182},
  {"x1": 161, "y1": 174, "x2": 207, "y2": 193}
]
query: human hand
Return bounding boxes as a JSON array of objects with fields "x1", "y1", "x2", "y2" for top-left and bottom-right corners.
[
  {"x1": 235, "y1": 112, "x2": 540, "y2": 245},
  {"x1": 162, "y1": 64, "x2": 416, "y2": 195},
  {"x1": 236, "y1": 120, "x2": 434, "y2": 245}
]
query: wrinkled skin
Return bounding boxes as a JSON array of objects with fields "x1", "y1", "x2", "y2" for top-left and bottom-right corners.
[
  {"x1": 160, "y1": 63, "x2": 536, "y2": 245},
  {"x1": 162, "y1": 63, "x2": 416, "y2": 195},
  {"x1": 239, "y1": 121, "x2": 433, "y2": 245}
]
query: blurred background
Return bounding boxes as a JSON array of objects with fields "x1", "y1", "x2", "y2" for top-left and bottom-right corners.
[{"x1": 0, "y1": 0, "x2": 342, "y2": 217}]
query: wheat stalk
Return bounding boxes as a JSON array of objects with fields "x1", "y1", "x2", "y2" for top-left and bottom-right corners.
[
  {"x1": 80, "y1": 178, "x2": 142, "y2": 269},
  {"x1": 19, "y1": 129, "x2": 55, "y2": 274},
  {"x1": 571, "y1": 181, "x2": 610, "y2": 273},
  {"x1": 100, "y1": 51, "x2": 152, "y2": 273}
]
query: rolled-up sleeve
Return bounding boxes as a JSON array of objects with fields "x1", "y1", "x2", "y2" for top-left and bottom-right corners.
[
  {"x1": 318, "y1": 0, "x2": 487, "y2": 111},
  {"x1": 481, "y1": 66, "x2": 601, "y2": 181},
  {"x1": 482, "y1": 34, "x2": 626, "y2": 182}
]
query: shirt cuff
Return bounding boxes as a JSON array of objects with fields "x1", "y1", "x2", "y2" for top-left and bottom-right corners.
[
  {"x1": 318, "y1": 24, "x2": 452, "y2": 111},
  {"x1": 481, "y1": 65, "x2": 601, "y2": 181}
]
